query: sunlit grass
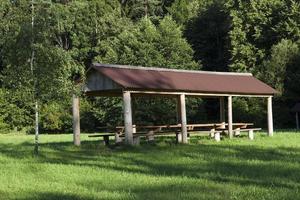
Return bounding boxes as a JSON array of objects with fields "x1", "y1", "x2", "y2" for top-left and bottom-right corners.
[{"x1": 0, "y1": 131, "x2": 300, "y2": 199}]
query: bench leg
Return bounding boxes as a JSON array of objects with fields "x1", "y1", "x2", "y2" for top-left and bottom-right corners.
[
  {"x1": 248, "y1": 130, "x2": 254, "y2": 140},
  {"x1": 214, "y1": 132, "x2": 220, "y2": 142},
  {"x1": 146, "y1": 131, "x2": 155, "y2": 142},
  {"x1": 147, "y1": 135, "x2": 155, "y2": 142},
  {"x1": 103, "y1": 135, "x2": 110, "y2": 146},
  {"x1": 115, "y1": 133, "x2": 123, "y2": 144},
  {"x1": 210, "y1": 128, "x2": 215, "y2": 138},
  {"x1": 133, "y1": 136, "x2": 140, "y2": 145},
  {"x1": 176, "y1": 132, "x2": 182, "y2": 143},
  {"x1": 235, "y1": 128, "x2": 241, "y2": 137}
]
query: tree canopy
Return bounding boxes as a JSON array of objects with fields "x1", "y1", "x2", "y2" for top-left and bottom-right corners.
[{"x1": 1, "y1": 0, "x2": 300, "y2": 132}]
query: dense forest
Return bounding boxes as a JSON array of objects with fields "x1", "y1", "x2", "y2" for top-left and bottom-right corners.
[{"x1": 1, "y1": 0, "x2": 300, "y2": 133}]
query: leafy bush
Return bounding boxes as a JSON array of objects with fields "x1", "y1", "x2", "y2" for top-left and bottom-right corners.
[
  {"x1": 0, "y1": 116, "x2": 10, "y2": 134},
  {"x1": 0, "y1": 89, "x2": 33, "y2": 131},
  {"x1": 79, "y1": 98, "x2": 101, "y2": 132},
  {"x1": 40, "y1": 102, "x2": 72, "y2": 133}
]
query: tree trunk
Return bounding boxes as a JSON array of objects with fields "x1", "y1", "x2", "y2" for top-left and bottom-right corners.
[
  {"x1": 34, "y1": 101, "x2": 39, "y2": 154},
  {"x1": 31, "y1": 0, "x2": 39, "y2": 155}
]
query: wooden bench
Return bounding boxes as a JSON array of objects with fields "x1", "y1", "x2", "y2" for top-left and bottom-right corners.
[
  {"x1": 210, "y1": 128, "x2": 261, "y2": 141},
  {"x1": 235, "y1": 128, "x2": 262, "y2": 140},
  {"x1": 90, "y1": 131, "x2": 159, "y2": 146}
]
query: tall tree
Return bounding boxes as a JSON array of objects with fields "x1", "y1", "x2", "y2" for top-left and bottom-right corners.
[
  {"x1": 120, "y1": 0, "x2": 173, "y2": 20},
  {"x1": 185, "y1": 0, "x2": 230, "y2": 71},
  {"x1": 226, "y1": 0, "x2": 300, "y2": 73},
  {"x1": 1, "y1": 0, "x2": 82, "y2": 144},
  {"x1": 99, "y1": 16, "x2": 199, "y2": 69},
  {"x1": 260, "y1": 39, "x2": 299, "y2": 95}
]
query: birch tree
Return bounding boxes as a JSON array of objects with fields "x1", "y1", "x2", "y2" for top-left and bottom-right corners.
[{"x1": 1, "y1": 0, "x2": 82, "y2": 153}]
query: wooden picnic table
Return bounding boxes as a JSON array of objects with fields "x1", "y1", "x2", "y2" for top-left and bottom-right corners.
[
  {"x1": 90, "y1": 122, "x2": 258, "y2": 145},
  {"x1": 115, "y1": 122, "x2": 253, "y2": 133}
]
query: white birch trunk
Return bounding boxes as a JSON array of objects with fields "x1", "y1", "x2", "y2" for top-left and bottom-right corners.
[{"x1": 31, "y1": 0, "x2": 39, "y2": 154}]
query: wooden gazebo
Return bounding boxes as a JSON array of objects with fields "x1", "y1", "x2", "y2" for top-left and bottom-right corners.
[{"x1": 73, "y1": 63, "x2": 277, "y2": 145}]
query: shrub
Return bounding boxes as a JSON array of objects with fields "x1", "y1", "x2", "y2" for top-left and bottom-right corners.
[{"x1": 40, "y1": 102, "x2": 72, "y2": 133}]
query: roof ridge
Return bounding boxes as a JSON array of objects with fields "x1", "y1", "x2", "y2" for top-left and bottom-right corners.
[{"x1": 93, "y1": 63, "x2": 253, "y2": 76}]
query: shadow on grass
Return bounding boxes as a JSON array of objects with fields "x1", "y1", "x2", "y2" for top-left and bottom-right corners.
[
  {"x1": 1, "y1": 136, "x2": 300, "y2": 192},
  {"x1": 9, "y1": 184, "x2": 232, "y2": 200},
  {"x1": 15, "y1": 193, "x2": 93, "y2": 200}
]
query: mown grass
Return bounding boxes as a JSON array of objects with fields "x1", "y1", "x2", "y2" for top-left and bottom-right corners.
[{"x1": 0, "y1": 131, "x2": 300, "y2": 200}]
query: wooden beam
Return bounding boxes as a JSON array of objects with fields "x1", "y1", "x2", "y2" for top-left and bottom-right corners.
[
  {"x1": 179, "y1": 94, "x2": 188, "y2": 143},
  {"x1": 123, "y1": 91, "x2": 133, "y2": 145},
  {"x1": 267, "y1": 96, "x2": 273, "y2": 136},
  {"x1": 296, "y1": 112, "x2": 299, "y2": 130},
  {"x1": 85, "y1": 90, "x2": 122, "y2": 97},
  {"x1": 228, "y1": 96, "x2": 233, "y2": 138},
  {"x1": 129, "y1": 90, "x2": 273, "y2": 98},
  {"x1": 72, "y1": 94, "x2": 80, "y2": 146}
]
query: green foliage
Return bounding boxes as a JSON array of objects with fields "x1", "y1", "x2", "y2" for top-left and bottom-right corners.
[
  {"x1": 233, "y1": 98, "x2": 266, "y2": 128},
  {"x1": 133, "y1": 97, "x2": 177, "y2": 125},
  {"x1": 167, "y1": 0, "x2": 203, "y2": 25},
  {"x1": 260, "y1": 39, "x2": 299, "y2": 95},
  {"x1": 120, "y1": 0, "x2": 168, "y2": 21},
  {"x1": 185, "y1": 0, "x2": 230, "y2": 71},
  {"x1": 40, "y1": 102, "x2": 72, "y2": 133},
  {"x1": 0, "y1": 116, "x2": 10, "y2": 134},
  {"x1": 227, "y1": 0, "x2": 300, "y2": 73},
  {"x1": 91, "y1": 97, "x2": 124, "y2": 127},
  {"x1": 65, "y1": 0, "x2": 126, "y2": 68},
  {"x1": 97, "y1": 16, "x2": 199, "y2": 69},
  {"x1": 0, "y1": 0, "x2": 127, "y2": 132},
  {"x1": 79, "y1": 97, "x2": 124, "y2": 130},
  {"x1": 0, "y1": 89, "x2": 33, "y2": 131},
  {"x1": 1, "y1": 0, "x2": 300, "y2": 132}
]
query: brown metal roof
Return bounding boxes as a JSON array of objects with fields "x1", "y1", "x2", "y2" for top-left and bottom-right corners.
[{"x1": 90, "y1": 63, "x2": 277, "y2": 96}]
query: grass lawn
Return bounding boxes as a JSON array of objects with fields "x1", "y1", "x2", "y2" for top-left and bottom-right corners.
[{"x1": 0, "y1": 132, "x2": 300, "y2": 200}]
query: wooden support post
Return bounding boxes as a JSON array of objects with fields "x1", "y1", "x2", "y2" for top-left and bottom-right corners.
[
  {"x1": 72, "y1": 94, "x2": 80, "y2": 146},
  {"x1": 228, "y1": 96, "x2": 233, "y2": 138},
  {"x1": 267, "y1": 96, "x2": 274, "y2": 136},
  {"x1": 179, "y1": 94, "x2": 188, "y2": 143},
  {"x1": 296, "y1": 112, "x2": 299, "y2": 130},
  {"x1": 123, "y1": 91, "x2": 133, "y2": 145}
]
